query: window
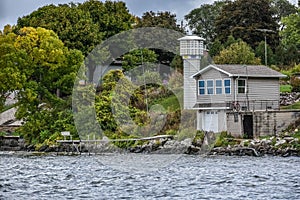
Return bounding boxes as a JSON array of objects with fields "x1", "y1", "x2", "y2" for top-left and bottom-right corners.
[
  {"x1": 238, "y1": 79, "x2": 246, "y2": 93},
  {"x1": 224, "y1": 79, "x2": 231, "y2": 94},
  {"x1": 207, "y1": 80, "x2": 214, "y2": 94},
  {"x1": 199, "y1": 80, "x2": 205, "y2": 95},
  {"x1": 216, "y1": 80, "x2": 222, "y2": 94}
]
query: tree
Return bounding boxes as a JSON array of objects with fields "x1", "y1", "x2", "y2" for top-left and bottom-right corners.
[
  {"x1": 255, "y1": 41, "x2": 275, "y2": 65},
  {"x1": 79, "y1": 0, "x2": 134, "y2": 39},
  {"x1": 209, "y1": 39, "x2": 224, "y2": 57},
  {"x1": 0, "y1": 27, "x2": 27, "y2": 110},
  {"x1": 122, "y1": 49, "x2": 158, "y2": 73},
  {"x1": 12, "y1": 27, "x2": 84, "y2": 144},
  {"x1": 17, "y1": 1, "x2": 134, "y2": 81},
  {"x1": 185, "y1": 1, "x2": 227, "y2": 47},
  {"x1": 280, "y1": 9, "x2": 300, "y2": 49},
  {"x1": 170, "y1": 55, "x2": 183, "y2": 72},
  {"x1": 135, "y1": 11, "x2": 182, "y2": 66},
  {"x1": 17, "y1": 4, "x2": 100, "y2": 56},
  {"x1": 136, "y1": 11, "x2": 181, "y2": 31},
  {"x1": 214, "y1": 40, "x2": 261, "y2": 65},
  {"x1": 215, "y1": 0, "x2": 279, "y2": 50},
  {"x1": 271, "y1": 0, "x2": 298, "y2": 27}
]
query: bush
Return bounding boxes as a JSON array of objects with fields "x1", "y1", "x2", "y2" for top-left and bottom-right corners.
[{"x1": 291, "y1": 77, "x2": 300, "y2": 92}]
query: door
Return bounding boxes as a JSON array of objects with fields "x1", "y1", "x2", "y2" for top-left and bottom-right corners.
[
  {"x1": 243, "y1": 115, "x2": 253, "y2": 139},
  {"x1": 204, "y1": 111, "x2": 218, "y2": 132}
]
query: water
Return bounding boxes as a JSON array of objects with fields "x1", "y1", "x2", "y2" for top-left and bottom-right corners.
[{"x1": 0, "y1": 153, "x2": 300, "y2": 199}]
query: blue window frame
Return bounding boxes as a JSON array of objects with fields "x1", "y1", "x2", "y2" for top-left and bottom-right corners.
[
  {"x1": 216, "y1": 80, "x2": 222, "y2": 94},
  {"x1": 199, "y1": 80, "x2": 205, "y2": 95},
  {"x1": 224, "y1": 79, "x2": 231, "y2": 94},
  {"x1": 207, "y1": 80, "x2": 214, "y2": 94}
]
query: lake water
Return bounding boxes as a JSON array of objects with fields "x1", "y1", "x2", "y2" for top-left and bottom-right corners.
[{"x1": 0, "y1": 153, "x2": 300, "y2": 199}]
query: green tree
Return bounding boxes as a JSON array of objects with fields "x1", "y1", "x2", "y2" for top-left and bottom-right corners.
[
  {"x1": 271, "y1": 0, "x2": 298, "y2": 26},
  {"x1": 17, "y1": 1, "x2": 134, "y2": 81},
  {"x1": 170, "y1": 55, "x2": 183, "y2": 72},
  {"x1": 214, "y1": 40, "x2": 261, "y2": 64},
  {"x1": 0, "y1": 27, "x2": 27, "y2": 110},
  {"x1": 280, "y1": 9, "x2": 300, "y2": 49},
  {"x1": 95, "y1": 70, "x2": 145, "y2": 134},
  {"x1": 136, "y1": 11, "x2": 181, "y2": 31},
  {"x1": 209, "y1": 39, "x2": 224, "y2": 57},
  {"x1": 135, "y1": 11, "x2": 182, "y2": 66},
  {"x1": 255, "y1": 41, "x2": 275, "y2": 65},
  {"x1": 185, "y1": 1, "x2": 227, "y2": 47},
  {"x1": 17, "y1": 4, "x2": 100, "y2": 56},
  {"x1": 215, "y1": 0, "x2": 279, "y2": 50},
  {"x1": 122, "y1": 49, "x2": 158, "y2": 72},
  {"x1": 79, "y1": 0, "x2": 134, "y2": 39},
  {"x1": 13, "y1": 27, "x2": 84, "y2": 144}
]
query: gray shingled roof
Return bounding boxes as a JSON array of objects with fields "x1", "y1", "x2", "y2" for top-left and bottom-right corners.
[{"x1": 193, "y1": 64, "x2": 286, "y2": 78}]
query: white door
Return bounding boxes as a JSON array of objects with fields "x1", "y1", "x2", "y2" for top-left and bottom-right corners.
[{"x1": 204, "y1": 111, "x2": 218, "y2": 132}]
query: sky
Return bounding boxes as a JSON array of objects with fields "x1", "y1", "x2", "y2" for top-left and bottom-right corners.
[{"x1": 0, "y1": 0, "x2": 298, "y2": 31}]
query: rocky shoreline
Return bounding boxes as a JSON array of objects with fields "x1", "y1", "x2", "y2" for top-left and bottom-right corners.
[{"x1": 1, "y1": 133, "x2": 300, "y2": 157}]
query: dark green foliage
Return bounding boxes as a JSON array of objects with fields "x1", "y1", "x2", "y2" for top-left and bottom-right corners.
[
  {"x1": 291, "y1": 77, "x2": 300, "y2": 92},
  {"x1": 18, "y1": 109, "x2": 76, "y2": 145},
  {"x1": 122, "y1": 49, "x2": 158, "y2": 72},
  {"x1": 135, "y1": 11, "x2": 182, "y2": 66},
  {"x1": 136, "y1": 11, "x2": 182, "y2": 31},
  {"x1": 215, "y1": 0, "x2": 279, "y2": 50},
  {"x1": 170, "y1": 55, "x2": 183, "y2": 72},
  {"x1": 185, "y1": 1, "x2": 227, "y2": 47},
  {"x1": 271, "y1": 0, "x2": 298, "y2": 25},
  {"x1": 255, "y1": 41, "x2": 275, "y2": 65},
  {"x1": 214, "y1": 131, "x2": 235, "y2": 147},
  {"x1": 213, "y1": 40, "x2": 261, "y2": 64}
]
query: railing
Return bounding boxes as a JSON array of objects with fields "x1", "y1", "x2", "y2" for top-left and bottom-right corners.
[
  {"x1": 195, "y1": 100, "x2": 280, "y2": 111},
  {"x1": 228, "y1": 100, "x2": 280, "y2": 111}
]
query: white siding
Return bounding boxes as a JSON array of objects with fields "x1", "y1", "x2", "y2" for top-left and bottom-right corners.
[
  {"x1": 196, "y1": 68, "x2": 234, "y2": 104},
  {"x1": 235, "y1": 78, "x2": 280, "y2": 110},
  {"x1": 184, "y1": 59, "x2": 200, "y2": 109}
]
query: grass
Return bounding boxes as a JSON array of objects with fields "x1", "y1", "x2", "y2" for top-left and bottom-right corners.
[
  {"x1": 281, "y1": 101, "x2": 300, "y2": 110},
  {"x1": 150, "y1": 92, "x2": 182, "y2": 112},
  {"x1": 0, "y1": 103, "x2": 16, "y2": 113},
  {"x1": 280, "y1": 84, "x2": 292, "y2": 93}
]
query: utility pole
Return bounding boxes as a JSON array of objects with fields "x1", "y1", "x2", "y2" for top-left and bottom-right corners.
[{"x1": 256, "y1": 29, "x2": 275, "y2": 66}]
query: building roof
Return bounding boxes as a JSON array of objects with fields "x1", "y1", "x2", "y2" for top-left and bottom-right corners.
[
  {"x1": 178, "y1": 35, "x2": 205, "y2": 41},
  {"x1": 192, "y1": 64, "x2": 286, "y2": 78}
]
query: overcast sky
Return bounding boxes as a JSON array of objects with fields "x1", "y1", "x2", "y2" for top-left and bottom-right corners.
[
  {"x1": 0, "y1": 0, "x2": 217, "y2": 30},
  {"x1": 0, "y1": 0, "x2": 298, "y2": 31}
]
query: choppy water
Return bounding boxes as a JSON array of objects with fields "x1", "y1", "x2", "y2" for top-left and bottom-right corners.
[{"x1": 0, "y1": 152, "x2": 299, "y2": 199}]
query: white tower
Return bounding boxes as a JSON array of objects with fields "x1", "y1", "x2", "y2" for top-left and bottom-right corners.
[{"x1": 178, "y1": 35, "x2": 205, "y2": 109}]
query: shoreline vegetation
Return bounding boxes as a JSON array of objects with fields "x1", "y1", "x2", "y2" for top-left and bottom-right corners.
[{"x1": 1, "y1": 130, "x2": 300, "y2": 157}]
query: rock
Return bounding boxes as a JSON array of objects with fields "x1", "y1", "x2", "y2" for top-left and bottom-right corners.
[
  {"x1": 275, "y1": 139, "x2": 286, "y2": 147},
  {"x1": 283, "y1": 137, "x2": 294, "y2": 143}
]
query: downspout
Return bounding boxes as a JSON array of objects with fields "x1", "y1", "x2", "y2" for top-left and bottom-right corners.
[{"x1": 235, "y1": 76, "x2": 240, "y2": 103}]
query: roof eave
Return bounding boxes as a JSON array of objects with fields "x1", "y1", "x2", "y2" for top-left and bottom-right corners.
[{"x1": 231, "y1": 74, "x2": 287, "y2": 78}]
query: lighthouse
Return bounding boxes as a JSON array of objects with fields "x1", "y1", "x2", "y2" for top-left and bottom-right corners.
[{"x1": 178, "y1": 35, "x2": 205, "y2": 109}]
